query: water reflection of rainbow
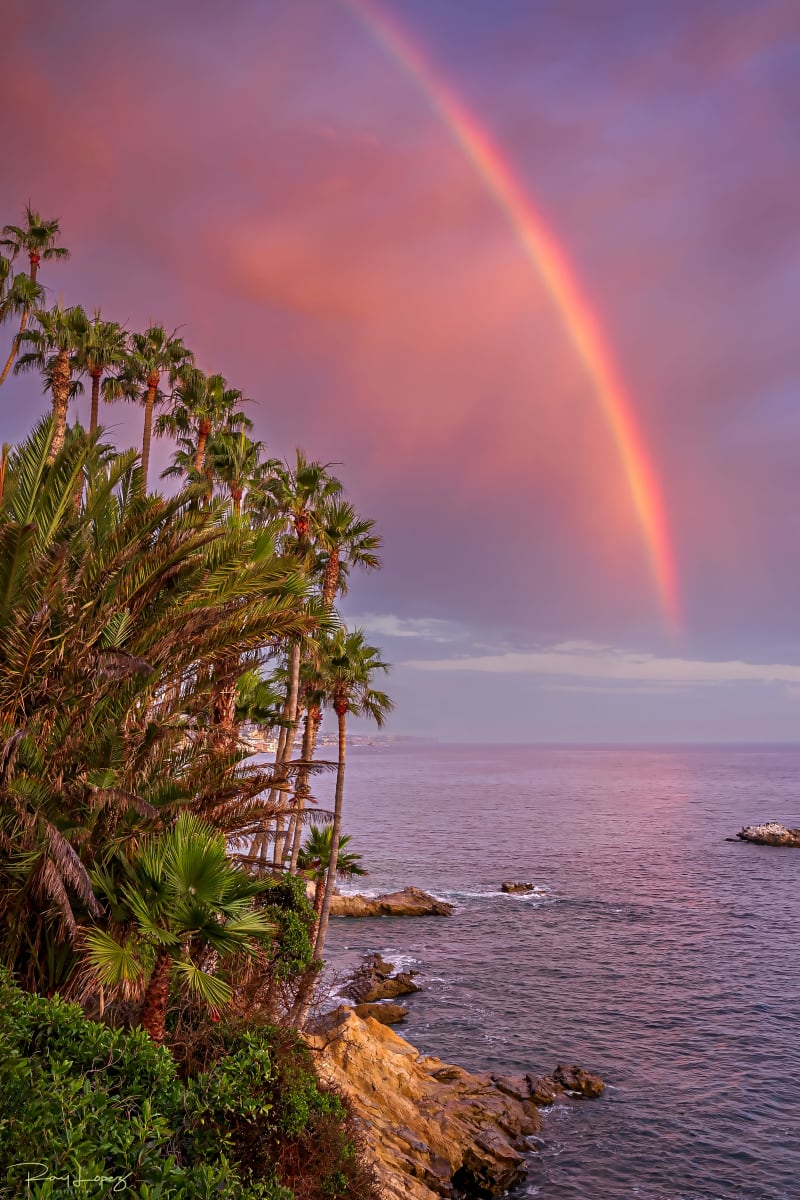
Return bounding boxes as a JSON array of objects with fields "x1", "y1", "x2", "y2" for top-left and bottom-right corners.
[{"x1": 344, "y1": 0, "x2": 679, "y2": 630}]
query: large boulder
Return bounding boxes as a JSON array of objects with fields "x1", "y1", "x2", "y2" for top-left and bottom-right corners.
[
  {"x1": 500, "y1": 881, "x2": 537, "y2": 894},
  {"x1": 352, "y1": 1002, "x2": 409, "y2": 1025},
  {"x1": 736, "y1": 823, "x2": 800, "y2": 848},
  {"x1": 331, "y1": 887, "x2": 454, "y2": 918}
]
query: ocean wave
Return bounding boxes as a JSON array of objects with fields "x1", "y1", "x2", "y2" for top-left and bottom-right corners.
[{"x1": 432, "y1": 885, "x2": 554, "y2": 904}]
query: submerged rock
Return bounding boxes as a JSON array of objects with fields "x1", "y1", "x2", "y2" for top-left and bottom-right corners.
[
  {"x1": 330, "y1": 886, "x2": 454, "y2": 918},
  {"x1": 736, "y1": 822, "x2": 800, "y2": 848},
  {"x1": 500, "y1": 881, "x2": 537, "y2": 894},
  {"x1": 308, "y1": 1008, "x2": 605, "y2": 1200}
]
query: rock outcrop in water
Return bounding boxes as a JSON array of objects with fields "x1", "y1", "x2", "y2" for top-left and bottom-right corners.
[
  {"x1": 308, "y1": 1006, "x2": 604, "y2": 1200},
  {"x1": 330, "y1": 886, "x2": 454, "y2": 918},
  {"x1": 736, "y1": 822, "x2": 800, "y2": 847},
  {"x1": 500, "y1": 881, "x2": 537, "y2": 894},
  {"x1": 345, "y1": 953, "x2": 422, "y2": 1004}
]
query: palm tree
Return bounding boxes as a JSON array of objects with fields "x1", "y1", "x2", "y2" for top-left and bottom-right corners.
[
  {"x1": 208, "y1": 428, "x2": 264, "y2": 517},
  {"x1": 0, "y1": 418, "x2": 317, "y2": 993},
  {"x1": 297, "y1": 826, "x2": 366, "y2": 914},
  {"x1": 0, "y1": 207, "x2": 69, "y2": 385},
  {"x1": 0, "y1": 260, "x2": 42, "y2": 334},
  {"x1": 72, "y1": 312, "x2": 129, "y2": 433},
  {"x1": 290, "y1": 630, "x2": 391, "y2": 1028},
  {"x1": 157, "y1": 368, "x2": 251, "y2": 474},
  {"x1": 251, "y1": 454, "x2": 343, "y2": 864},
  {"x1": 86, "y1": 813, "x2": 274, "y2": 1041},
  {"x1": 105, "y1": 325, "x2": 192, "y2": 490},
  {"x1": 316, "y1": 498, "x2": 382, "y2": 607},
  {"x1": 312, "y1": 629, "x2": 391, "y2": 960},
  {"x1": 14, "y1": 304, "x2": 90, "y2": 459}
]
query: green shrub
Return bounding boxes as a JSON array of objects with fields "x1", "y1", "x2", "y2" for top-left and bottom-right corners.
[
  {"x1": 260, "y1": 877, "x2": 315, "y2": 981},
  {"x1": 0, "y1": 972, "x2": 377, "y2": 1200}
]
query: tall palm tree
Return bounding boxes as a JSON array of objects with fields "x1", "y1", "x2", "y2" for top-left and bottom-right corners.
[
  {"x1": 14, "y1": 304, "x2": 90, "y2": 459},
  {"x1": 157, "y1": 368, "x2": 251, "y2": 474},
  {"x1": 312, "y1": 629, "x2": 391, "y2": 959},
  {"x1": 72, "y1": 312, "x2": 129, "y2": 433},
  {"x1": 290, "y1": 630, "x2": 391, "y2": 1028},
  {"x1": 86, "y1": 813, "x2": 274, "y2": 1041},
  {"x1": 316, "y1": 498, "x2": 382, "y2": 608},
  {"x1": 105, "y1": 325, "x2": 192, "y2": 490},
  {"x1": 253, "y1": 454, "x2": 344, "y2": 862},
  {"x1": 0, "y1": 207, "x2": 69, "y2": 385}
]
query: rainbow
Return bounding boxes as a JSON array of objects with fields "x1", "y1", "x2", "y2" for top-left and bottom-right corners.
[{"x1": 343, "y1": 0, "x2": 679, "y2": 629}]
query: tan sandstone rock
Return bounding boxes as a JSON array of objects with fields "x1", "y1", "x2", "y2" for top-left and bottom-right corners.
[
  {"x1": 307, "y1": 1007, "x2": 542, "y2": 1200},
  {"x1": 352, "y1": 1002, "x2": 409, "y2": 1025},
  {"x1": 330, "y1": 887, "x2": 454, "y2": 918}
]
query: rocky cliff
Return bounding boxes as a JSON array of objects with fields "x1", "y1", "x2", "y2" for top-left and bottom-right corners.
[{"x1": 308, "y1": 1006, "x2": 603, "y2": 1199}]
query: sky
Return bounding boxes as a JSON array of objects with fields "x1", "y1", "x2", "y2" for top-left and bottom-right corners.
[{"x1": 2, "y1": 0, "x2": 800, "y2": 741}]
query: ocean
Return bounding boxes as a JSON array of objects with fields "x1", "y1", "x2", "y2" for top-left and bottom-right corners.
[{"x1": 317, "y1": 743, "x2": 800, "y2": 1200}]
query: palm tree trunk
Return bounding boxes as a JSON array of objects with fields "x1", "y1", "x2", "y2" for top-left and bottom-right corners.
[
  {"x1": 271, "y1": 650, "x2": 303, "y2": 867},
  {"x1": 259, "y1": 642, "x2": 300, "y2": 868},
  {"x1": 139, "y1": 947, "x2": 172, "y2": 1042},
  {"x1": 313, "y1": 707, "x2": 346, "y2": 959},
  {"x1": 140, "y1": 383, "x2": 157, "y2": 492},
  {"x1": 195, "y1": 421, "x2": 210, "y2": 473},
  {"x1": 287, "y1": 707, "x2": 319, "y2": 874},
  {"x1": 321, "y1": 550, "x2": 340, "y2": 608},
  {"x1": 89, "y1": 371, "x2": 102, "y2": 433},
  {"x1": 290, "y1": 707, "x2": 345, "y2": 1030},
  {"x1": 0, "y1": 334, "x2": 21, "y2": 386},
  {"x1": 49, "y1": 350, "x2": 71, "y2": 462},
  {"x1": 313, "y1": 874, "x2": 325, "y2": 913}
]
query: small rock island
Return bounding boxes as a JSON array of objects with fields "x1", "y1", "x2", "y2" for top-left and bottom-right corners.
[{"x1": 736, "y1": 822, "x2": 800, "y2": 847}]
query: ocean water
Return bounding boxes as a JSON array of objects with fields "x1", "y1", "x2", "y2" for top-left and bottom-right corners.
[{"x1": 318, "y1": 743, "x2": 800, "y2": 1200}]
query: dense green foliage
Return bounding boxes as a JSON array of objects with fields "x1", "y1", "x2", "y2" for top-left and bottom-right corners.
[{"x1": 0, "y1": 972, "x2": 374, "y2": 1199}]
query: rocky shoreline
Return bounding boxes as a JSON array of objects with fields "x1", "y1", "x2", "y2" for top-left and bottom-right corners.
[
  {"x1": 312, "y1": 952, "x2": 604, "y2": 1198},
  {"x1": 309, "y1": 1005, "x2": 603, "y2": 1200}
]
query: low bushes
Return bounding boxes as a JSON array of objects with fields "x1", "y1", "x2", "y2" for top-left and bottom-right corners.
[{"x1": 0, "y1": 972, "x2": 377, "y2": 1200}]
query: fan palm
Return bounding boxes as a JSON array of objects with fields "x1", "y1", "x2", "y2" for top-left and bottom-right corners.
[
  {"x1": 72, "y1": 312, "x2": 129, "y2": 433},
  {"x1": 0, "y1": 207, "x2": 69, "y2": 384},
  {"x1": 208, "y1": 428, "x2": 264, "y2": 517},
  {"x1": 105, "y1": 325, "x2": 192, "y2": 489},
  {"x1": 291, "y1": 630, "x2": 391, "y2": 1027},
  {"x1": 86, "y1": 813, "x2": 274, "y2": 1041},
  {"x1": 297, "y1": 826, "x2": 366, "y2": 913},
  {"x1": 250, "y1": 454, "x2": 343, "y2": 861},
  {"x1": 316, "y1": 498, "x2": 382, "y2": 607},
  {"x1": 14, "y1": 304, "x2": 90, "y2": 458},
  {"x1": 0, "y1": 261, "x2": 42, "y2": 334},
  {"x1": 313, "y1": 629, "x2": 391, "y2": 957},
  {"x1": 157, "y1": 368, "x2": 251, "y2": 474}
]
